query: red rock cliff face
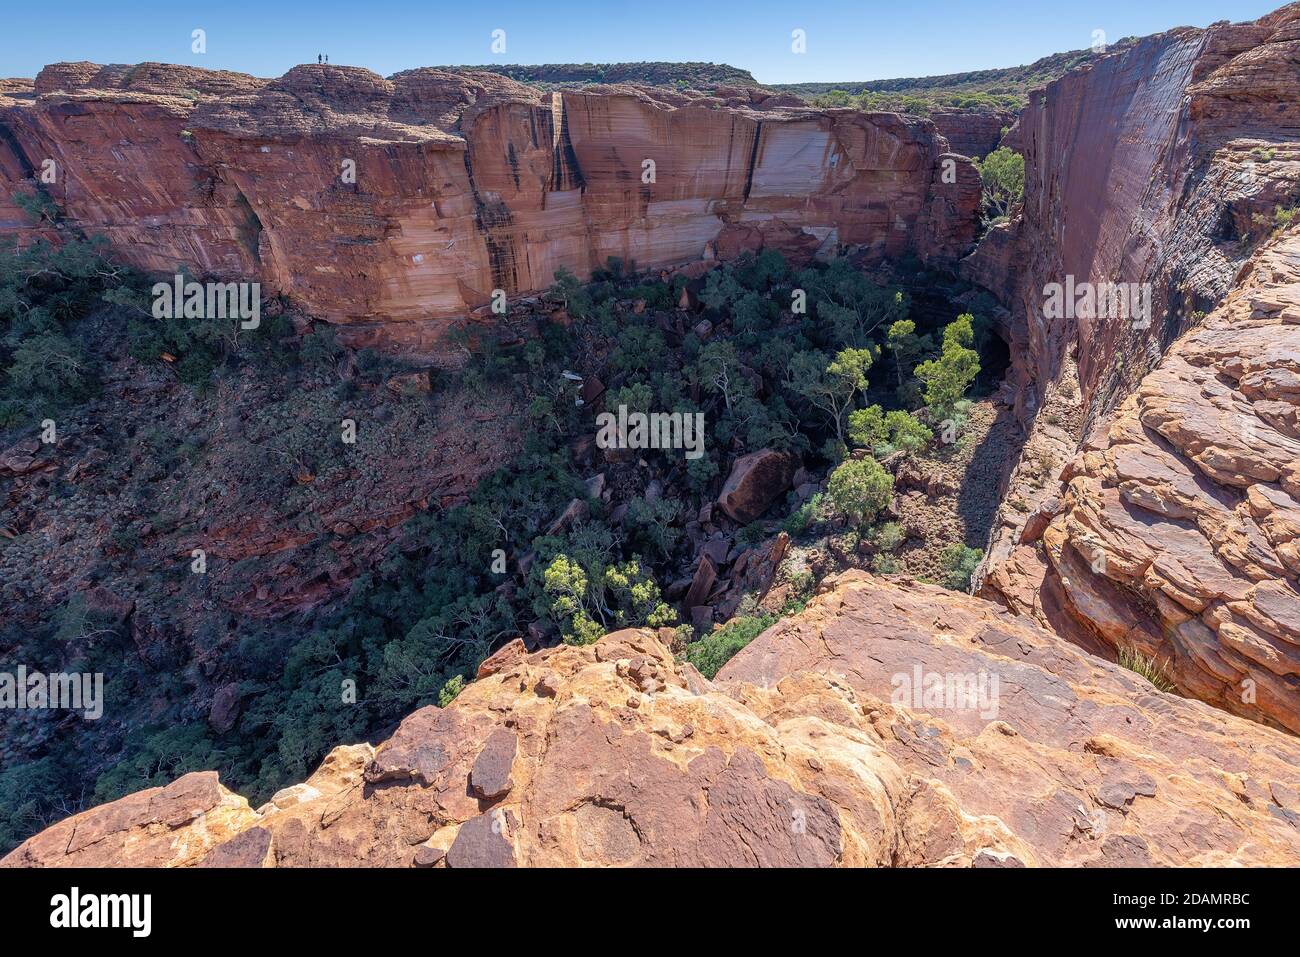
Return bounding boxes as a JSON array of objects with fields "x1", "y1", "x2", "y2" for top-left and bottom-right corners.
[
  {"x1": 999, "y1": 228, "x2": 1300, "y2": 735},
  {"x1": 970, "y1": 4, "x2": 1300, "y2": 734},
  {"x1": 0, "y1": 63, "x2": 979, "y2": 354},
  {"x1": 965, "y1": 4, "x2": 1300, "y2": 424},
  {"x1": 930, "y1": 110, "x2": 1016, "y2": 160}
]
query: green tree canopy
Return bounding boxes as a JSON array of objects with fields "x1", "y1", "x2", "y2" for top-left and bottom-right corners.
[
  {"x1": 827, "y1": 456, "x2": 894, "y2": 527},
  {"x1": 915, "y1": 314, "x2": 981, "y2": 418},
  {"x1": 973, "y1": 147, "x2": 1024, "y2": 222}
]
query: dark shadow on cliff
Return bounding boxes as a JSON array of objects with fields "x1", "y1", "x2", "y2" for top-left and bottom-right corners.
[{"x1": 955, "y1": 399, "x2": 1026, "y2": 551}]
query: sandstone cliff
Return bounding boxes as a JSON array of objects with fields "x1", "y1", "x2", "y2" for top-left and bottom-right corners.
[
  {"x1": 930, "y1": 111, "x2": 1015, "y2": 160},
  {"x1": 0, "y1": 63, "x2": 979, "y2": 356},
  {"x1": 987, "y1": 228, "x2": 1300, "y2": 736},
  {"x1": 966, "y1": 4, "x2": 1300, "y2": 425},
  {"x1": 7, "y1": 574, "x2": 1299, "y2": 867},
  {"x1": 969, "y1": 4, "x2": 1300, "y2": 688}
]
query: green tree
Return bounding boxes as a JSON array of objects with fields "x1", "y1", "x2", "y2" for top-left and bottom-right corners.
[
  {"x1": 941, "y1": 544, "x2": 984, "y2": 591},
  {"x1": 437, "y1": 674, "x2": 466, "y2": 707},
  {"x1": 12, "y1": 189, "x2": 59, "y2": 225},
  {"x1": 541, "y1": 550, "x2": 674, "y2": 645},
  {"x1": 625, "y1": 497, "x2": 681, "y2": 560},
  {"x1": 605, "y1": 559, "x2": 676, "y2": 629},
  {"x1": 973, "y1": 147, "x2": 1024, "y2": 222},
  {"x1": 5, "y1": 329, "x2": 93, "y2": 405},
  {"x1": 915, "y1": 314, "x2": 980, "y2": 418},
  {"x1": 694, "y1": 339, "x2": 748, "y2": 412},
  {"x1": 685, "y1": 614, "x2": 776, "y2": 678},
  {"x1": 737, "y1": 248, "x2": 788, "y2": 290},
  {"x1": 848, "y1": 405, "x2": 933, "y2": 456},
  {"x1": 885, "y1": 319, "x2": 930, "y2": 389},
  {"x1": 827, "y1": 456, "x2": 894, "y2": 527},
  {"x1": 729, "y1": 291, "x2": 773, "y2": 340},
  {"x1": 610, "y1": 323, "x2": 667, "y2": 375},
  {"x1": 700, "y1": 268, "x2": 744, "y2": 311},
  {"x1": 787, "y1": 346, "x2": 875, "y2": 444},
  {"x1": 542, "y1": 553, "x2": 604, "y2": 645},
  {"x1": 547, "y1": 266, "x2": 594, "y2": 319}
]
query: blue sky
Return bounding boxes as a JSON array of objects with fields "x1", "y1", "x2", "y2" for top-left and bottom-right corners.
[{"x1": 0, "y1": 0, "x2": 1279, "y2": 85}]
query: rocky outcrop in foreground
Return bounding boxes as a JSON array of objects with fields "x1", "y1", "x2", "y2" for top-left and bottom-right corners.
[
  {"x1": 0, "y1": 64, "x2": 978, "y2": 355},
  {"x1": 8, "y1": 574, "x2": 1299, "y2": 867}
]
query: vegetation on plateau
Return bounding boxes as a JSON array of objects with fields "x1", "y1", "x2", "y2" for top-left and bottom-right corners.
[
  {"x1": 447, "y1": 62, "x2": 757, "y2": 90},
  {"x1": 785, "y1": 42, "x2": 1136, "y2": 114}
]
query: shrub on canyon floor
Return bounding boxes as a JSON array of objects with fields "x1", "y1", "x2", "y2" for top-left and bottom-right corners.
[
  {"x1": 872, "y1": 521, "x2": 906, "y2": 552},
  {"x1": 782, "y1": 492, "x2": 825, "y2": 537},
  {"x1": 684, "y1": 613, "x2": 777, "y2": 679},
  {"x1": 625, "y1": 496, "x2": 684, "y2": 561},
  {"x1": 5, "y1": 329, "x2": 94, "y2": 405},
  {"x1": 0, "y1": 238, "x2": 128, "y2": 409},
  {"x1": 916, "y1": 314, "x2": 981, "y2": 420},
  {"x1": 540, "y1": 549, "x2": 676, "y2": 646},
  {"x1": 786, "y1": 346, "x2": 876, "y2": 446},
  {"x1": 847, "y1": 404, "x2": 933, "y2": 456},
  {"x1": 827, "y1": 456, "x2": 895, "y2": 528},
  {"x1": 940, "y1": 544, "x2": 984, "y2": 591},
  {"x1": 885, "y1": 319, "x2": 933, "y2": 399}
]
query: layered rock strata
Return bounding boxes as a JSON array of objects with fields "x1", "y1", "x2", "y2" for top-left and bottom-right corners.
[
  {"x1": 996, "y1": 229, "x2": 1300, "y2": 735},
  {"x1": 0, "y1": 63, "x2": 979, "y2": 356},
  {"x1": 970, "y1": 3, "x2": 1300, "y2": 668},
  {"x1": 930, "y1": 110, "x2": 1015, "y2": 160},
  {"x1": 965, "y1": 4, "x2": 1300, "y2": 425}
]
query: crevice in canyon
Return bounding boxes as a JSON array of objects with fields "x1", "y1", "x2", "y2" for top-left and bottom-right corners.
[
  {"x1": 741, "y1": 120, "x2": 762, "y2": 203},
  {"x1": 548, "y1": 91, "x2": 585, "y2": 192},
  {"x1": 0, "y1": 120, "x2": 34, "y2": 180}
]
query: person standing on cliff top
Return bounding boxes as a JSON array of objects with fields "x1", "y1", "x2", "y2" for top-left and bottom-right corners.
[{"x1": 317, "y1": 54, "x2": 322, "y2": 64}]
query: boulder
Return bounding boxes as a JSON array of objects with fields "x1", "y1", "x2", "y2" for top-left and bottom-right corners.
[
  {"x1": 683, "y1": 556, "x2": 718, "y2": 609},
  {"x1": 717, "y1": 450, "x2": 798, "y2": 524},
  {"x1": 208, "y1": 684, "x2": 243, "y2": 735},
  {"x1": 469, "y1": 729, "x2": 517, "y2": 801}
]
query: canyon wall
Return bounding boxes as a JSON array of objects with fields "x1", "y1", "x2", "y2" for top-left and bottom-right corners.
[
  {"x1": 971, "y1": 4, "x2": 1300, "y2": 734},
  {"x1": 996, "y1": 228, "x2": 1300, "y2": 734},
  {"x1": 966, "y1": 4, "x2": 1300, "y2": 424},
  {"x1": 929, "y1": 110, "x2": 1015, "y2": 160},
  {"x1": 0, "y1": 63, "x2": 979, "y2": 355}
]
